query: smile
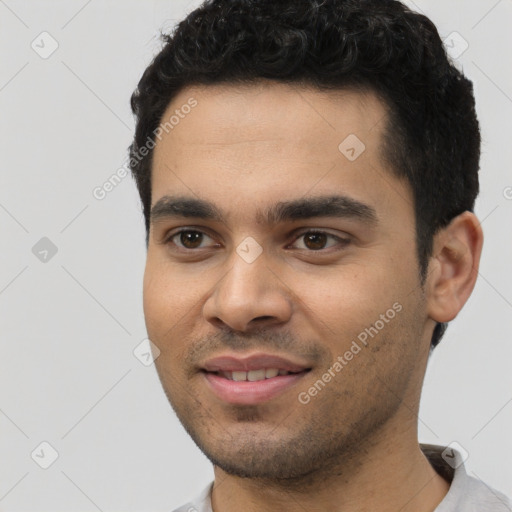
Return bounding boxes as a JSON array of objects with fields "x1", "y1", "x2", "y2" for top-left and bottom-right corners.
[
  {"x1": 215, "y1": 368, "x2": 300, "y2": 381},
  {"x1": 203, "y1": 371, "x2": 311, "y2": 406}
]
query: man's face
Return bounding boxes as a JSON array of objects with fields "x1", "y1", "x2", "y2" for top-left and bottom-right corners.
[{"x1": 144, "y1": 82, "x2": 433, "y2": 479}]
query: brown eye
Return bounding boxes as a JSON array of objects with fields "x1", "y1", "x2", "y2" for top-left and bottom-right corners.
[
  {"x1": 290, "y1": 231, "x2": 351, "y2": 252},
  {"x1": 180, "y1": 230, "x2": 204, "y2": 249},
  {"x1": 166, "y1": 229, "x2": 217, "y2": 250},
  {"x1": 304, "y1": 232, "x2": 328, "y2": 250}
]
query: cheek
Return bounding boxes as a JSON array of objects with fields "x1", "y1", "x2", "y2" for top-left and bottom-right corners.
[
  {"x1": 285, "y1": 259, "x2": 413, "y2": 341},
  {"x1": 143, "y1": 265, "x2": 191, "y2": 379},
  {"x1": 142, "y1": 254, "x2": 218, "y2": 354},
  {"x1": 142, "y1": 257, "x2": 193, "y2": 339}
]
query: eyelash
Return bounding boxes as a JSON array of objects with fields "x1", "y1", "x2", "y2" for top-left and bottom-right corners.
[{"x1": 163, "y1": 228, "x2": 351, "y2": 253}]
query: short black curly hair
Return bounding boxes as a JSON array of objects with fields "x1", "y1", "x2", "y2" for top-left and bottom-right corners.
[{"x1": 128, "y1": 0, "x2": 480, "y2": 349}]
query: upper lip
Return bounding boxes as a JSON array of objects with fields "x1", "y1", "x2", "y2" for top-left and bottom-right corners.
[{"x1": 201, "y1": 352, "x2": 311, "y2": 373}]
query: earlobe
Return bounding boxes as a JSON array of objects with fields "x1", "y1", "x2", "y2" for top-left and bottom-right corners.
[{"x1": 426, "y1": 211, "x2": 484, "y2": 323}]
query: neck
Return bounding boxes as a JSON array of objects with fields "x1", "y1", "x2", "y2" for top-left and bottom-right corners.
[{"x1": 211, "y1": 413, "x2": 450, "y2": 512}]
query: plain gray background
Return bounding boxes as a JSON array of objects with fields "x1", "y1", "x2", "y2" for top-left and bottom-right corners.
[{"x1": 1, "y1": 0, "x2": 511, "y2": 510}]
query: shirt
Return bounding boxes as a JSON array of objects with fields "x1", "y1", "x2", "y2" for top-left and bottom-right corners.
[{"x1": 172, "y1": 444, "x2": 512, "y2": 512}]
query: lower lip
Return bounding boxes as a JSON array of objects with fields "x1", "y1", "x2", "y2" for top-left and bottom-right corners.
[{"x1": 203, "y1": 371, "x2": 308, "y2": 405}]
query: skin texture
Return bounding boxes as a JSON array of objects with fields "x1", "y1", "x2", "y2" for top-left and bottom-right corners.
[{"x1": 143, "y1": 81, "x2": 483, "y2": 511}]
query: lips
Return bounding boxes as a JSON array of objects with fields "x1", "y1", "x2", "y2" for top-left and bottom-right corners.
[
  {"x1": 217, "y1": 368, "x2": 295, "y2": 381},
  {"x1": 201, "y1": 353, "x2": 311, "y2": 405},
  {"x1": 202, "y1": 353, "x2": 310, "y2": 373}
]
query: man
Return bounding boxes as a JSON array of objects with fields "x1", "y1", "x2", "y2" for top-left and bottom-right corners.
[{"x1": 128, "y1": 0, "x2": 511, "y2": 510}]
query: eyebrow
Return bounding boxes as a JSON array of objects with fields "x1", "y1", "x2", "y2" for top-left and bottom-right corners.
[{"x1": 150, "y1": 194, "x2": 378, "y2": 226}]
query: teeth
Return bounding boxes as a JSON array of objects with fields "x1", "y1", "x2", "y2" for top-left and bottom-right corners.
[
  {"x1": 265, "y1": 368, "x2": 279, "y2": 378},
  {"x1": 247, "y1": 369, "x2": 266, "y2": 381},
  {"x1": 220, "y1": 368, "x2": 289, "y2": 381}
]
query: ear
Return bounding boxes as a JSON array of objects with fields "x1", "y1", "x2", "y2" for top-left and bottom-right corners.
[{"x1": 426, "y1": 211, "x2": 484, "y2": 323}]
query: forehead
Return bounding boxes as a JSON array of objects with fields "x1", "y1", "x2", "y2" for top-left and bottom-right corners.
[
  {"x1": 150, "y1": 81, "x2": 412, "y2": 229},
  {"x1": 156, "y1": 81, "x2": 387, "y2": 150}
]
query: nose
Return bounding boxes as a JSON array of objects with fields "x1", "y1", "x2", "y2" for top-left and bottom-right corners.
[{"x1": 202, "y1": 250, "x2": 293, "y2": 332}]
